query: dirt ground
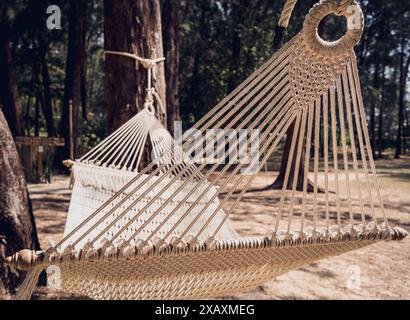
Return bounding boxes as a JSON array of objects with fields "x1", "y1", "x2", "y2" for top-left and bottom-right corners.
[{"x1": 28, "y1": 156, "x2": 410, "y2": 300}]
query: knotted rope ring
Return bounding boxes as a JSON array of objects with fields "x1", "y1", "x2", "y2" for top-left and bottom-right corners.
[{"x1": 302, "y1": 0, "x2": 364, "y2": 58}]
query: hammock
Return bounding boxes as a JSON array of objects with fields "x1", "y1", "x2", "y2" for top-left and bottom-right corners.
[
  {"x1": 6, "y1": 0, "x2": 407, "y2": 300},
  {"x1": 64, "y1": 99, "x2": 237, "y2": 250}
]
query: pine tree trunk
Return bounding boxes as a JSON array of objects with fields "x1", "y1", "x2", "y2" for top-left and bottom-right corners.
[
  {"x1": 269, "y1": 16, "x2": 328, "y2": 191},
  {"x1": 104, "y1": 0, "x2": 166, "y2": 132},
  {"x1": 0, "y1": 22, "x2": 24, "y2": 137},
  {"x1": 162, "y1": 0, "x2": 180, "y2": 136},
  {"x1": 227, "y1": 0, "x2": 245, "y2": 93},
  {"x1": 378, "y1": 65, "x2": 386, "y2": 158},
  {"x1": 0, "y1": 109, "x2": 41, "y2": 297},
  {"x1": 395, "y1": 39, "x2": 410, "y2": 159},
  {"x1": 40, "y1": 39, "x2": 55, "y2": 137},
  {"x1": 104, "y1": 0, "x2": 166, "y2": 167},
  {"x1": 57, "y1": 0, "x2": 86, "y2": 168},
  {"x1": 370, "y1": 63, "x2": 379, "y2": 159},
  {"x1": 81, "y1": 63, "x2": 88, "y2": 121}
]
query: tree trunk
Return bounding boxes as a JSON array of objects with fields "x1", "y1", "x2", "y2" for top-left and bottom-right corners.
[
  {"x1": 162, "y1": 0, "x2": 180, "y2": 137},
  {"x1": 378, "y1": 64, "x2": 386, "y2": 158},
  {"x1": 370, "y1": 63, "x2": 379, "y2": 159},
  {"x1": 57, "y1": 0, "x2": 86, "y2": 168},
  {"x1": 268, "y1": 122, "x2": 316, "y2": 192},
  {"x1": 395, "y1": 38, "x2": 410, "y2": 159},
  {"x1": 81, "y1": 63, "x2": 88, "y2": 121},
  {"x1": 183, "y1": 0, "x2": 210, "y2": 121},
  {"x1": 0, "y1": 23, "x2": 24, "y2": 137},
  {"x1": 0, "y1": 109, "x2": 41, "y2": 297},
  {"x1": 104, "y1": 0, "x2": 166, "y2": 168},
  {"x1": 227, "y1": 0, "x2": 245, "y2": 93},
  {"x1": 269, "y1": 17, "x2": 327, "y2": 191},
  {"x1": 104, "y1": 0, "x2": 166, "y2": 132},
  {"x1": 40, "y1": 41, "x2": 55, "y2": 137}
]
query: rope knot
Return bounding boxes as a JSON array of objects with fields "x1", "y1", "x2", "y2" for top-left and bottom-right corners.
[{"x1": 139, "y1": 58, "x2": 157, "y2": 69}]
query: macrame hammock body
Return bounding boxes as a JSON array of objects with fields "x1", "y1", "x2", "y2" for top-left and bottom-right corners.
[
  {"x1": 6, "y1": 0, "x2": 407, "y2": 300},
  {"x1": 65, "y1": 108, "x2": 238, "y2": 249}
]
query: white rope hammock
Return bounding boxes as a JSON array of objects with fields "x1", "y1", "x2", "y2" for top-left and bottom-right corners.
[
  {"x1": 62, "y1": 51, "x2": 238, "y2": 251},
  {"x1": 6, "y1": 0, "x2": 407, "y2": 300}
]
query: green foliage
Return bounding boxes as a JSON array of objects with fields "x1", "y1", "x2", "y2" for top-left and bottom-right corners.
[{"x1": 4, "y1": 0, "x2": 410, "y2": 159}]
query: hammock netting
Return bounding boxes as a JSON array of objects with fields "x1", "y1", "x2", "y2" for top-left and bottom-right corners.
[{"x1": 5, "y1": 0, "x2": 407, "y2": 300}]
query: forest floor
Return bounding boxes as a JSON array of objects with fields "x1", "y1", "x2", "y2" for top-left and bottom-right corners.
[{"x1": 28, "y1": 155, "x2": 410, "y2": 300}]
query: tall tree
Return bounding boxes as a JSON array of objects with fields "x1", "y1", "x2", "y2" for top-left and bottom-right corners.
[
  {"x1": 227, "y1": 0, "x2": 246, "y2": 93},
  {"x1": 269, "y1": 8, "x2": 326, "y2": 192},
  {"x1": 378, "y1": 64, "x2": 386, "y2": 157},
  {"x1": 58, "y1": 0, "x2": 87, "y2": 163},
  {"x1": 0, "y1": 108, "x2": 41, "y2": 297},
  {"x1": 0, "y1": 8, "x2": 24, "y2": 137},
  {"x1": 104, "y1": 0, "x2": 166, "y2": 169},
  {"x1": 39, "y1": 32, "x2": 55, "y2": 137},
  {"x1": 162, "y1": 0, "x2": 180, "y2": 136},
  {"x1": 369, "y1": 63, "x2": 379, "y2": 158},
  {"x1": 395, "y1": 36, "x2": 410, "y2": 158}
]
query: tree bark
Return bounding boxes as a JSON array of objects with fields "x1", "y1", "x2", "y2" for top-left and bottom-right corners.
[
  {"x1": 378, "y1": 64, "x2": 386, "y2": 158},
  {"x1": 104, "y1": 0, "x2": 166, "y2": 132},
  {"x1": 40, "y1": 40, "x2": 55, "y2": 137},
  {"x1": 57, "y1": 0, "x2": 86, "y2": 167},
  {"x1": 183, "y1": 0, "x2": 209, "y2": 121},
  {"x1": 0, "y1": 109, "x2": 41, "y2": 297},
  {"x1": 269, "y1": 17, "x2": 327, "y2": 191},
  {"x1": 81, "y1": 63, "x2": 88, "y2": 121},
  {"x1": 0, "y1": 22, "x2": 24, "y2": 137},
  {"x1": 104, "y1": 0, "x2": 166, "y2": 168},
  {"x1": 395, "y1": 38, "x2": 410, "y2": 159},
  {"x1": 268, "y1": 122, "x2": 318, "y2": 192},
  {"x1": 162, "y1": 0, "x2": 180, "y2": 137},
  {"x1": 376, "y1": 15, "x2": 388, "y2": 159},
  {"x1": 370, "y1": 63, "x2": 379, "y2": 159},
  {"x1": 227, "y1": 0, "x2": 245, "y2": 93}
]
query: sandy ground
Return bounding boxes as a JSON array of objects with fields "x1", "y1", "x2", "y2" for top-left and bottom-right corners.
[{"x1": 27, "y1": 156, "x2": 410, "y2": 300}]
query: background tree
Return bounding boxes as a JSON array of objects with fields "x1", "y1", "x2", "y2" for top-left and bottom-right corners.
[
  {"x1": 269, "y1": 0, "x2": 317, "y2": 191},
  {"x1": 162, "y1": 0, "x2": 181, "y2": 136},
  {"x1": 104, "y1": 0, "x2": 166, "y2": 134},
  {"x1": 58, "y1": 0, "x2": 87, "y2": 164},
  {"x1": 395, "y1": 31, "x2": 410, "y2": 158},
  {"x1": 0, "y1": 4, "x2": 24, "y2": 137}
]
